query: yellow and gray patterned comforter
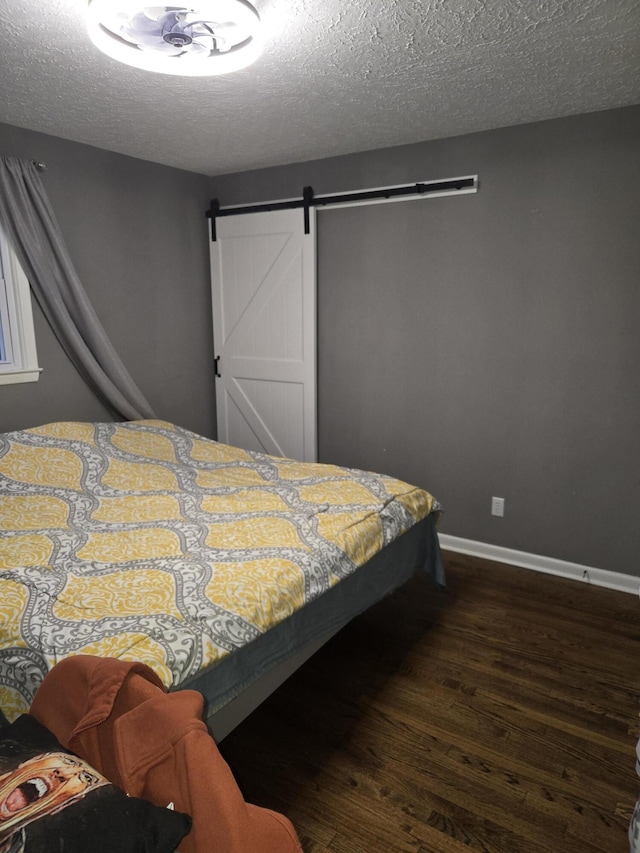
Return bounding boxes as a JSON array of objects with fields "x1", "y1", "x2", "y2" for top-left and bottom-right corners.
[{"x1": 0, "y1": 420, "x2": 439, "y2": 721}]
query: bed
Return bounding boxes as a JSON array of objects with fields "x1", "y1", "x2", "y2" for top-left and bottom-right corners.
[{"x1": 0, "y1": 420, "x2": 443, "y2": 739}]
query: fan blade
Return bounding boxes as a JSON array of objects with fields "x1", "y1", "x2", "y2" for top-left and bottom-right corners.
[
  {"x1": 117, "y1": 15, "x2": 163, "y2": 46},
  {"x1": 123, "y1": 31, "x2": 166, "y2": 48},
  {"x1": 188, "y1": 19, "x2": 239, "y2": 33},
  {"x1": 184, "y1": 41, "x2": 212, "y2": 57},
  {"x1": 157, "y1": 10, "x2": 184, "y2": 32},
  {"x1": 138, "y1": 40, "x2": 186, "y2": 55},
  {"x1": 123, "y1": 11, "x2": 165, "y2": 37}
]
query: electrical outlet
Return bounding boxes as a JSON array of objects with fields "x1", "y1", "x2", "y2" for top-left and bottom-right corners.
[{"x1": 491, "y1": 496, "x2": 505, "y2": 517}]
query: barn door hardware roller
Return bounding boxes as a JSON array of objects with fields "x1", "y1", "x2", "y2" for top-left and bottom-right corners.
[{"x1": 206, "y1": 186, "x2": 316, "y2": 241}]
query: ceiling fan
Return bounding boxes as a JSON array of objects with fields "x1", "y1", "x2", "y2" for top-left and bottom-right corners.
[{"x1": 87, "y1": 2, "x2": 262, "y2": 76}]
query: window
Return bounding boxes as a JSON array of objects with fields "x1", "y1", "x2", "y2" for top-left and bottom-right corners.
[{"x1": 0, "y1": 226, "x2": 40, "y2": 385}]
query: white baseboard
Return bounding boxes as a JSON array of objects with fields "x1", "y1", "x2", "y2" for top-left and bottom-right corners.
[{"x1": 437, "y1": 534, "x2": 640, "y2": 596}]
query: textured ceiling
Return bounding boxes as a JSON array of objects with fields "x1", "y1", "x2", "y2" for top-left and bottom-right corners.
[{"x1": 0, "y1": 0, "x2": 639, "y2": 176}]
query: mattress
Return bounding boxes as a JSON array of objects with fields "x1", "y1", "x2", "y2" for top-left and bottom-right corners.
[{"x1": 0, "y1": 420, "x2": 442, "y2": 723}]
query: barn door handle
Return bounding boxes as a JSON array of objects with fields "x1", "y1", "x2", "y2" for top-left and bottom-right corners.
[{"x1": 214, "y1": 356, "x2": 221, "y2": 378}]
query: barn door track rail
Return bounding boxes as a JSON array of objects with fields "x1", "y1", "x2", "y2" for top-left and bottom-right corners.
[{"x1": 206, "y1": 175, "x2": 477, "y2": 241}]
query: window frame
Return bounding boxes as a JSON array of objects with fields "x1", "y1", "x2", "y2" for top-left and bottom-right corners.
[{"x1": 0, "y1": 227, "x2": 41, "y2": 385}]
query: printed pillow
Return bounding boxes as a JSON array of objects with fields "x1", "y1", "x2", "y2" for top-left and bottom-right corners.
[{"x1": 0, "y1": 715, "x2": 191, "y2": 853}]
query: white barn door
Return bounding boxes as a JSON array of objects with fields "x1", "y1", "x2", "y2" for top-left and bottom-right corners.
[{"x1": 210, "y1": 208, "x2": 317, "y2": 462}]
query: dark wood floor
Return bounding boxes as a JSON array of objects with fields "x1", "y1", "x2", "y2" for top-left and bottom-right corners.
[{"x1": 220, "y1": 551, "x2": 640, "y2": 852}]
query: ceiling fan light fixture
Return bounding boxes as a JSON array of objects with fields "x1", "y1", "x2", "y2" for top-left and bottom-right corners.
[{"x1": 87, "y1": 1, "x2": 262, "y2": 76}]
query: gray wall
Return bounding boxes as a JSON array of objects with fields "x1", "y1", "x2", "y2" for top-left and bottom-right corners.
[
  {"x1": 211, "y1": 105, "x2": 640, "y2": 577},
  {"x1": 0, "y1": 122, "x2": 216, "y2": 438}
]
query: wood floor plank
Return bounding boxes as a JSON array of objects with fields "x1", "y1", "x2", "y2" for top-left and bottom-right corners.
[
  {"x1": 358, "y1": 691, "x2": 634, "y2": 812},
  {"x1": 220, "y1": 552, "x2": 640, "y2": 852}
]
